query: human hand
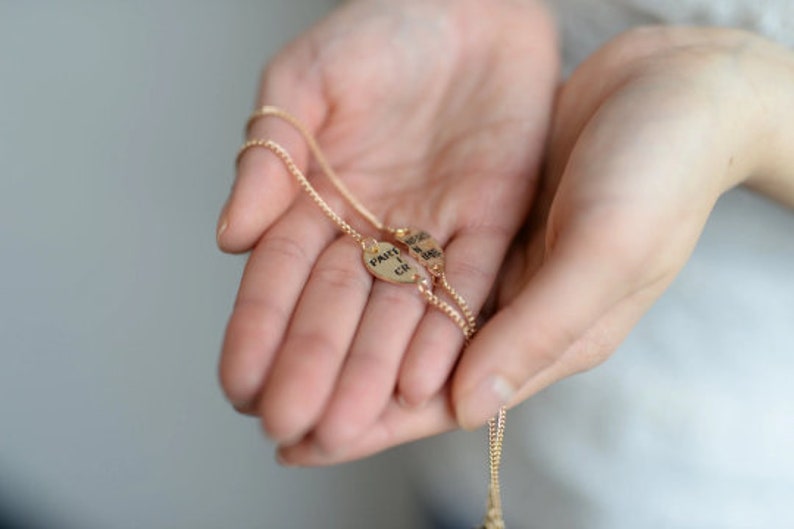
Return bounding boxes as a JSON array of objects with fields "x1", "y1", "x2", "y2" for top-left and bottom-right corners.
[
  {"x1": 449, "y1": 26, "x2": 794, "y2": 431},
  {"x1": 218, "y1": 0, "x2": 558, "y2": 458}
]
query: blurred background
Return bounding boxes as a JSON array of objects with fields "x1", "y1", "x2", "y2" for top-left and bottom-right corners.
[{"x1": 0, "y1": 2, "x2": 425, "y2": 527}]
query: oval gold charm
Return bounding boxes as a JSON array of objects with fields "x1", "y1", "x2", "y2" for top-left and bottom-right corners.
[
  {"x1": 394, "y1": 228, "x2": 445, "y2": 276},
  {"x1": 362, "y1": 241, "x2": 418, "y2": 284}
]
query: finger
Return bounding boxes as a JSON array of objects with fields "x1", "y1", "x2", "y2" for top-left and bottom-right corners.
[
  {"x1": 451, "y1": 100, "x2": 718, "y2": 430},
  {"x1": 278, "y1": 393, "x2": 457, "y2": 467},
  {"x1": 451, "y1": 215, "x2": 639, "y2": 430},
  {"x1": 219, "y1": 197, "x2": 339, "y2": 410},
  {"x1": 217, "y1": 59, "x2": 327, "y2": 253},
  {"x1": 507, "y1": 282, "x2": 662, "y2": 406},
  {"x1": 311, "y1": 276, "x2": 427, "y2": 455},
  {"x1": 396, "y1": 227, "x2": 509, "y2": 407},
  {"x1": 259, "y1": 237, "x2": 372, "y2": 444}
]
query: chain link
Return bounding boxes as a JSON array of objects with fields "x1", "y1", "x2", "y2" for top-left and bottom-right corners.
[
  {"x1": 482, "y1": 406, "x2": 507, "y2": 529},
  {"x1": 238, "y1": 139, "x2": 366, "y2": 246},
  {"x1": 247, "y1": 106, "x2": 386, "y2": 232},
  {"x1": 439, "y1": 272, "x2": 478, "y2": 334}
]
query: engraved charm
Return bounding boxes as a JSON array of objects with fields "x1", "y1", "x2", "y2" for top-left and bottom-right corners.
[
  {"x1": 394, "y1": 228, "x2": 445, "y2": 277},
  {"x1": 362, "y1": 241, "x2": 418, "y2": 284}
]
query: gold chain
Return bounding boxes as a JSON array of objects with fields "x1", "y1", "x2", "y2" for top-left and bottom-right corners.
[
  {"x1": 237, "y1": 139, "x2": 366, "y2": 246},
  {"x1": 439, "y1": 273, "x2": 478, "y2": 335},
  {"x1": 236, "y1": 138, "x2": 473, "y2": 340},
  {"x1": 246, "y1": 106, "x2": 386, "y2": 232},
  {"x1": 239, "y1": 107, "x2": 506, "y2": 528},
  {"x1": 481, "y1": 406, "x2": 507, "y2": 529},
  {"x1": 247, "y1": 106, "x2": 477, "y2": 334}
]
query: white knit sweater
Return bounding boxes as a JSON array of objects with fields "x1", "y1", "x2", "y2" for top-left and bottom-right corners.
[{"x1": 553, "y1": 0, "x2": 794, "y2": 72}]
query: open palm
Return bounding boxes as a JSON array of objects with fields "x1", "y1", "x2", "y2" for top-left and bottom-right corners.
[{"x1": 218, "y1": 0, "x2": 558, "y2": 461}]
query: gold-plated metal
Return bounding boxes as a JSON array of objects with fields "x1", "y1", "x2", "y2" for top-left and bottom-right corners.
[
  {"x1": 237, "y1": 139, "x2": 364, "y2": 246},
  {"x1": 480, "y1": 405, "x2": 507, "y2": 529},
  {"x1": 237, "y1": 138, "x2": 473, "y2": 339},
  {"x1": 240, "y1": 106, "x2": 506, "y2": 528},
  {"x1": 362, "y1": 242, "x2": 419, "y2": 285},
  {"x1": 246, "y1": 106, "x2": 386, "y2": 232},
  {"x1": 362, "y1": 237, "x2": 380, "y2": 254},
  {"x1": 416, "y1": 277, "x2": 474, "y2": 342},
  {"x1": 440, "y1": 273, "x2": 478, "y2": 335},
  {"x1": 394, "y1": 227, "x2": 478, "y2": 333},
  {"x1": 401, "y1": 244, "x2": 477, "y2": 334},
  {"x1": 247, "y1": 107, "x2": 477, "y2": 337},
  {"x1": 393, "y1": 228, "x2": 446, "y2": 276}
]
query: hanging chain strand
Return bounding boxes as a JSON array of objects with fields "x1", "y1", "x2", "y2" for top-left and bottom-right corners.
[
  {"x1": 236, "y1": 139, "x2": 473, "y2": 340},
  {"x1": 439, "y1": 273, "x2": 477, "y2": 334},
  {"x1": 416, "y1": 277, "x2": 474, "y2": 343},
  {"x1": 247, "y1": 106, "x2": 475, "y2": 331},
  {"x1": 482, "y1": 405, "x2": 507, "y2": 529}
]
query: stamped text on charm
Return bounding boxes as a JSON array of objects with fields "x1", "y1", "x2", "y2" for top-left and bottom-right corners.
[
  {"x1": 395, "y1": 228, "x2": 445, "y2": 275},
  {"x1": 363, "y1": 241, "x2": 418, "y2": 284}
]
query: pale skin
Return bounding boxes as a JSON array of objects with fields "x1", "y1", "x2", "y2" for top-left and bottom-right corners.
[{"x1": 217, "y1": 0, "x2": 794, "y2": 466}]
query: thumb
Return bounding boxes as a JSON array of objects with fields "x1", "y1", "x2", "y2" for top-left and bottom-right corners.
[
  {"x1": 451, "y1": 211, "x2": 642, "y2": 429},
  {"x1": 451, "y1": 122, "x2": 716, "y2": 429},
  {"x1": 217, "y1": 54, "x2": 327, "y2": 253}
]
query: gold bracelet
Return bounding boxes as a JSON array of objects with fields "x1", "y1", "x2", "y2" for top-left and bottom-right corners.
[{"x1": 239, "y1": 106, "x2": 507, "y2": 528}]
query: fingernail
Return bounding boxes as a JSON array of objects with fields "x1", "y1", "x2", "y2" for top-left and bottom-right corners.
[
  {"x1": 216, "y1": 216, "x2": 228, "y2": 244},
  {"x1": 312, "y1": 439, "x2": 335, "y2": 458},
  {"x1": 216, "y1": 201, "x2": 230, "y2": 244},
  {"x1": 396, "y1": 393, "x2": 426, "y2": 409},
  {"x1": 270, "y1": 430, "x2": 302, "y2": 447},
  {"x1": 456, "y1": 375, "x2": 515, "y2": 431},
  {"x1": 275, "y1": 450, "x2": 295, "y2": 467},
  {"x1": 231, "y1": 400, "x2": 253, "y2": 414}
]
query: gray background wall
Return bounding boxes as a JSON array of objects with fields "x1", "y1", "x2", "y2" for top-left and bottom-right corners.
[{"x1": 0, "y1": 2, "x2": 423, "y2": 528}]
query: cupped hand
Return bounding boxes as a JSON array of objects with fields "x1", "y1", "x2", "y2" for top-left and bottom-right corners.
[
  {"x1": 218, "y1": 0, "x2": 558, "y2": 459},
  {"x1": 450, "y1": 26, "x2": 794, "y2": 430},
  {"x1": 278, "y1": 25, "x2": 794, "y2": 466}
]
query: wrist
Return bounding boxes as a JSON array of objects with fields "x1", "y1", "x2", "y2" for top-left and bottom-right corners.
[{"x1": 736, "y1": 36, "x2": 794, "y2": 207}]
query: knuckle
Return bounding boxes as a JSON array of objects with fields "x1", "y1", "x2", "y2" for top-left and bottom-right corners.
[
  {"x1": 261, "y1": 49, "x2": 297, "y2": 87},
  {"x1": 312, "y1": 264, "x2": 369, "y2": 293},
  {"x1": 445, "y1": 256, "x2": 493, "y2": 285},
  {"x1": 501, "y1": 304, "x2": 567, "y2": 370},
  {"x1": 259, "y1": 235, "x2": 311, "y2": 267},
  {"x1": 373, "y1": 283, "x2": 421, "y2": 310},
  {"x1": 347, "y1": 350, "x2": 389, "y2": 380},
  {"x1": 220, "y1": 300, "x2": 288, "y2": 400},
  {"x1": 287, "y1": 330, "x2": 340, "y2": 363},
  {"x1": 232, "y1": 292, "x2": 291, "y2": 326},
  {"x1": 260, "y1": 404, "x2": 304, "y2": 444},
  {"x1": 399, "y1": 369, "x2": 443, "y2": 406}
]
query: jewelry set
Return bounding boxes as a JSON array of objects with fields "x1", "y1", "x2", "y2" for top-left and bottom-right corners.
[{"x1": 239, "y1": 106, "x2": 508, "y2": 529}]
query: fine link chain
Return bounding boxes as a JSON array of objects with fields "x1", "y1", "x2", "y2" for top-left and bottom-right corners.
[
  {"x1": 416, "y1": 277, "x2": 474, "y2": 343},
  {"x1": 236, "y1": 138, "x2": 473, "y2": 340},
  {"x1": 246, "y1": 106, "x2": 477, "y2": 335},
  {"x1": 482, "y1": 406, "x2": 507, "y2": 529},
  {"x1": 439, "y1": 273, "x2": 477, "y2": 335},
  {"x1": 239, "y1": 109, "x2": 506, "y2": 529},
  {"x1": 246, "y1": 106, "x2": 386, "y2": 232},
  {"x1": 237, "y1": 139, "x2": 365, "y2": 247}
]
